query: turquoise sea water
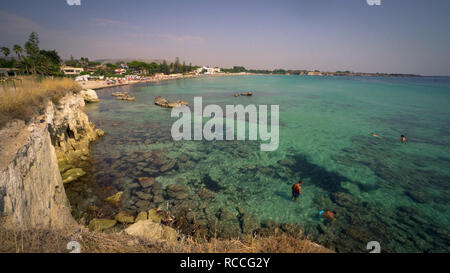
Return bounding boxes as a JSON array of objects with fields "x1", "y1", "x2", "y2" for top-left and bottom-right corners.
[{"x1": 67, "y1": 75, "x2": 450, "y2": 252}]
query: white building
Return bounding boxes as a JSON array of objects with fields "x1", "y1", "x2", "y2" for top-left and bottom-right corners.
[
  {"x1": 75, "y1": 75, "x2": 90, "y2": 81},
  {"x1": 61, "y1": 66, "x2": 84, "y2": 75},
  {"x1": 196, "y1": 66, "x2": 221, "y2": 75}
]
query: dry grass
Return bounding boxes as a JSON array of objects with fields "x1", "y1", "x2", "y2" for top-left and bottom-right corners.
[
  {"x1": 0, "y1": 227, "x2": 333, "y2": 253},
  {"x1": 0, "y1": 76, "x2": 81, "y2": 128}
]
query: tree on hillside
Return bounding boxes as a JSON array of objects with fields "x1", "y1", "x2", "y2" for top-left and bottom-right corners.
[
  {"x1": 14, "y1": 45, "x2": 28, "y2": 74},
  {"x1": 39, "y1": 50, "x2": 63, "y2": 76},
  {"x1": 13, "y1": 45, "x2": 23, "y2": 59},
  {"x1": 160, "y1": 60, "x2": 169, "y2": 74},
  {"x1": 24, "y1": 32, "x2": 40, "y2": 74},
  {"x1": 147, "y1": 62, "x2": 159, "y2": 75},
  {"x1": 40, "y1": 50, "x2": 62, "y2": 66},
  {"x1": 174, "y1": 57, "x2": 181, "y2": 73},
  {"x1": 17, "y1": 56, "x2": 31, "y2": 74},
  {"x1": 127, "y1": 60, "x2": 147, "y2": 74},
  {"x1": 232, "y1": 66, "x2": 246, "y2": 73},
  {"x1": 79, "y1": 57, "x2": 89, "y2": 71},
  {"x1": 88, "y1": 61, "x2": 100, "y2": 67},
  {"x1": 1, "y1": 47, "x2": 10, "y2": 58}
]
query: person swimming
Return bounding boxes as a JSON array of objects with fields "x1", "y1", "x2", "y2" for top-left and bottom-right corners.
[
  {"x1": 291, "y1": 180, "x2": 302, "y2": 201},
  {"x1": 319, "y1": 210, "x2": 336, "y2": 221},
  {"x1": 370, "y1": 132, "x2": 384, "y2": 139},
  {"x1": 401, "y1": 134, "x2": 407, "y2": 143}
]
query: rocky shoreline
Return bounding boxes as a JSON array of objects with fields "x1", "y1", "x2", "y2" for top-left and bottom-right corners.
[
  {"x1": 0, "y1": 89, "x2": 334, "y2": 252},
  {"x1": 0, "y1": 92, "x2": 185, "y2": 245}
]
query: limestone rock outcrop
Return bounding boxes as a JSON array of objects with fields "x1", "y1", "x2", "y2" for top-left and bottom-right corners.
[
  {"x1": 154, "y1": 96, "x2": 188, "y2": 108},
  {"x1": 0, "y1": 93, "x2": 103, "y2": 230},
  {"x1": 124, "y1": 219, "x2": 178, "y2": 242},
  {"x1": 80, "y1": 89, "x2": 100, "y2": 103},
  {"x1": 111, "y1": 91, "x2": 135, "y2": 101}
]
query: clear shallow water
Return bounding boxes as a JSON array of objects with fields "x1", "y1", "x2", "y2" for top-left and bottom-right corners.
[{"x1": 67, "y1": 75, "x2": 450, "y2": 252}]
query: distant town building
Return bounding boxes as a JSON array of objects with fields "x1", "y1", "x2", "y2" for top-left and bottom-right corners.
[
  {"x1": 196, "y1": 66, "x2": 221, "y2": 75},
  {"x1": 75, "y1": 75, "x2": 90, "y2": 81},
  {"x1": 61, "y1": 66, "x2": 84, "y2": 75},
  {"x1": 114, "y1": 68, "x2": 127, "y2": 75}
]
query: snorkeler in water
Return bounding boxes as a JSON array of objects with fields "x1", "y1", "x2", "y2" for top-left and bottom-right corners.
[
  {"x1": 401, "y1": 134, "x2": 407, "y2": 143},
  {"x1": 370, "y1": 132, "x2": 384, "y2": 139},
  {"x1": 319, "y1": 210, "x2": 336, "y2": 221}
]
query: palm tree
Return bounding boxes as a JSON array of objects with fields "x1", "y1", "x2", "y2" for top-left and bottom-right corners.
[
  {"x1": 13, "y1": 44, "x2": 23, "y2": 59},
  {"x1": 1, "y1": 47, "x2": 10, "y2": 58},
  {"x1": 18, "y1": 56, "x2": 31, "y2": 75}
]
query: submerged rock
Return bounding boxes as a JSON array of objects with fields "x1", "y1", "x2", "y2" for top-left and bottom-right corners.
[
  {"x1": 240, "y1": 91, "x2": 253, "y2": 96},
  {"x1": 197, "y1": 188, "x2": 215, "y2": 200},
  {"x1": 405, "y1": 191, "x2": 430, "y2": 204},
  {"x1": 215, "y1": 219, "x2": 242, "y2": 239},
  {"x1": 281, "y1": 223, "x2": 301, "y2": 236},
  {"x1": 278, "y1": 158, "x2": 295, "y2": 167},
  {"x1": 201, "y1": 174, "x2": 226, "y2": 192},
  {"x1": 135, "y1": 191, "x2": 152, "y2": 200},
  {"x1": 262, "y1": 219, "x2": 279, "y2": 230},
  {"x1": 104, "y1": 191, "x2": 123, "y2": 206},
  {"x1": 160, "y1": 160, "x2": 176, "y2": 173},
  {"x1": 236, "y1": 206, "x2": 246, "y2": 215},
  {"x1": 135, "y1": 199, "x2": 151, "y2": 210},
  {"x1": 331, "y1": 192, "x2": 359, "y2": 207},
  {"x1": 152, "y1": 195, "x2": 165, "y2": 204},
  {"x1": 218, "y1": 208, "x2": 235, "y2": 221},
  {"x1": 152, "y1": 181, "x2": 163, "y2": 193},
  {"x1": 135, "y1": 211, "x2": 148, "y2": 222},
  {"x1": 240, "y1": 213, "x2": 259, "y2": 234},
  {"x1": 88, "y1": 218, "x2": 117, "y2": 231},
  {"x1": 137, "y1": 177, "x2": 155, "y2": 188},
  {"x1": 115, "y1": 211, "x2": 135, "y2": 224},
  {"x1": 166, "y1": 184, "x2": 189, "y2": 200},
  {"x1": 62, "y1": 168, "x2": 86, "y2": 184}
]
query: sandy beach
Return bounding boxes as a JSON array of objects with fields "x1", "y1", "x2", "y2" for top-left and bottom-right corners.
[{"x1": 78, "y1": 72, "x2": 252, "y2": 90}]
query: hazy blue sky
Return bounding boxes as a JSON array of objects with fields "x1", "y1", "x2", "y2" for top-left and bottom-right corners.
[{"x1": 1, "y1": 0, "x2": 450, "y2": 75}]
